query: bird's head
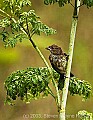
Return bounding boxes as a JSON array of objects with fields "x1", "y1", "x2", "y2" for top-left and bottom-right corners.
[{"x1": 46, "y1": 44, "x2": 63, "y2": 55}]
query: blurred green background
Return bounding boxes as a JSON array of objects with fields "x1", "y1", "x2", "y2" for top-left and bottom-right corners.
[{"x1": 0, "y1": 0, "x2": 93, "y2": 120}]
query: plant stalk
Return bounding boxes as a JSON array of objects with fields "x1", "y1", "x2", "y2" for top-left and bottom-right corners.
[{"x1": 59, "y1": 0, "x2": 81, "y2": 120}]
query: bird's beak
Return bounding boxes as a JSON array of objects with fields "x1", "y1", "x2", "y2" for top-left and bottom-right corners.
[{"x1": 45, "y1": 46, "x2": 51, "y2": 51}]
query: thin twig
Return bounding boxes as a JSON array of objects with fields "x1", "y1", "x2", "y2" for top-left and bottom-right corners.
[
  {"x1": 30, "y1": 31, "x2": 36, "y2": 37},
  {"x1": 69, "y1": 1, "x2": 84, "y2": 8},
  {"x1": 0, "y1": 9, "x2": 10, "y2": 18},
  {"x1": 69, "y1": 2, "x2": 75, "y2": 8},
  {"x1": 47, "y1": 86, "x2": 56, "y2": 99}
]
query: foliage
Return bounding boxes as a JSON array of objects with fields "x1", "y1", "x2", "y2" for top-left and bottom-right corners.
[
  {"x1": 44, "y1": 0, "x2": 71, "y2": 7},
  {"x1": 44, "y1": 0, "x2": 93, "y2": 7},
  {"x1": 82, "y1": 0, "x2": 93, "y2": 7},
  {"x1": 0, "y1": 0, "x2": 56, "y2": 47},
  {"x1": 78, "y1": 110, "x2": 93, "y2": 120},
  {"x1": 4, "y1": 67, "x2": 92, "y2": 105},
  {"x1": 0, "y1": 0, "x2": 92, "y2": 117},
  {"x1": 4, "y1": 67, "x2": 51, "y2": 105},
  {"x1": 69, "y1": 77, "x2": 92, "y2": 100}
]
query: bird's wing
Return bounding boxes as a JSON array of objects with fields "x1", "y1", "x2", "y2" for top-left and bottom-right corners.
[{"x1": 49, "y1": 54, "x2": 67, "y2": 74}]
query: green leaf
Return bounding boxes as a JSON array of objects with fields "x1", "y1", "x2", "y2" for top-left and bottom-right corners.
[
  {"x1": 19, "y1": 10, "x2": 56, "y2": 36},
  {"x1": 0, "y1": 31, "x2": 27, "y2": 47},
  {"x1": 31, "y1": 21, "x2": 56, "y2": 36}
]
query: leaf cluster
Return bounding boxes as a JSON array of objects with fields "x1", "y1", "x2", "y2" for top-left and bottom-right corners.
[
  {"x1": 3, "y1": 0, "x2": 31, "y2": 16},
  {"x1": 44, "y1": 0, "x2": 93, "y2": 7},
  {"x1": 78, "y1": 110, "x2": 92, "y2": 120},
  {"x1": 44, "y1": 0, "x2": 71, "y2": 7},
  {"x1": 4, "y1": 67, "x2": 51, "y2": 105},
  {"x1": 4, "y1": 67, "x2": 92, "y2": 105},
  {"x1": 82, "y1": 0, "x2": 93, "y2": 7},
  {"x1": 0, "y1": 0, "x2": 56, "y2": 47},
  {"x1": 69, "y1": 77, "x2": 92, "y2": 100}
]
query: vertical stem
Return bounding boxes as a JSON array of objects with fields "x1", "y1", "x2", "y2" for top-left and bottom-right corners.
[{"x1": 59, "y1": 0, "x2": 81, "y2": 120}]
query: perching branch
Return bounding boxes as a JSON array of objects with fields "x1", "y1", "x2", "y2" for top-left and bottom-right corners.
[{"x1": 60, "y1": 0, "x2": 81, "y2": 120}]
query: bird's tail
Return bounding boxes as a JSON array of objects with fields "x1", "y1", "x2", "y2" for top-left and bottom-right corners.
[
  {"x1": 70, "y1": 72, "x2": 74, "y2": 77},
  {"x1": 58, "y1": 73, "x2": 65, "y2": 90},
  {"x1": 58, "y1": 72, "x2": 74, "y2": 90}
]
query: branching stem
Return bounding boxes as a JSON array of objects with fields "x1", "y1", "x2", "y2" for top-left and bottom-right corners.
[{"x1": 0, "y1": 8, "x2": 60, "y2": 107}]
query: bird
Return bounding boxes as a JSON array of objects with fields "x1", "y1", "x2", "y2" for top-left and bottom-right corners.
[{"x1": 46, "y1": 44, "x2": 74, "y2": 90}]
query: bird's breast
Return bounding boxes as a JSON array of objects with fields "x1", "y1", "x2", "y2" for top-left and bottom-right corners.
[{"x1": 49, "y1": 54, "x2": 67, "y2": 74}]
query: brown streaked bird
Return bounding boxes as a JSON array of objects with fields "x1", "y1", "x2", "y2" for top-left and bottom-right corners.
[{"x1": 46, "y1": 44, "x2": 74, "y2": 90}]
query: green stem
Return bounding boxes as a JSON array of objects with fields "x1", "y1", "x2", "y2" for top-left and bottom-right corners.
[
  {"x1": 60, "y1": 0, "x2": 81, "y2": 120},
  {"x1": 0, "y1": 9, "x2": 10, "y2": 17},
  {"x1": 47, "y1": 86, "x2": 56, "y2": 99}
]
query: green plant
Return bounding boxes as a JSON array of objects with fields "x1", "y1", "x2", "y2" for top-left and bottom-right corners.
[
  {"x1": 78, "y1": 110, "x2": 92, "y2": 120},
  {"x1": 0, "y1": 0, "x2": 93, "y2": 120}
]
